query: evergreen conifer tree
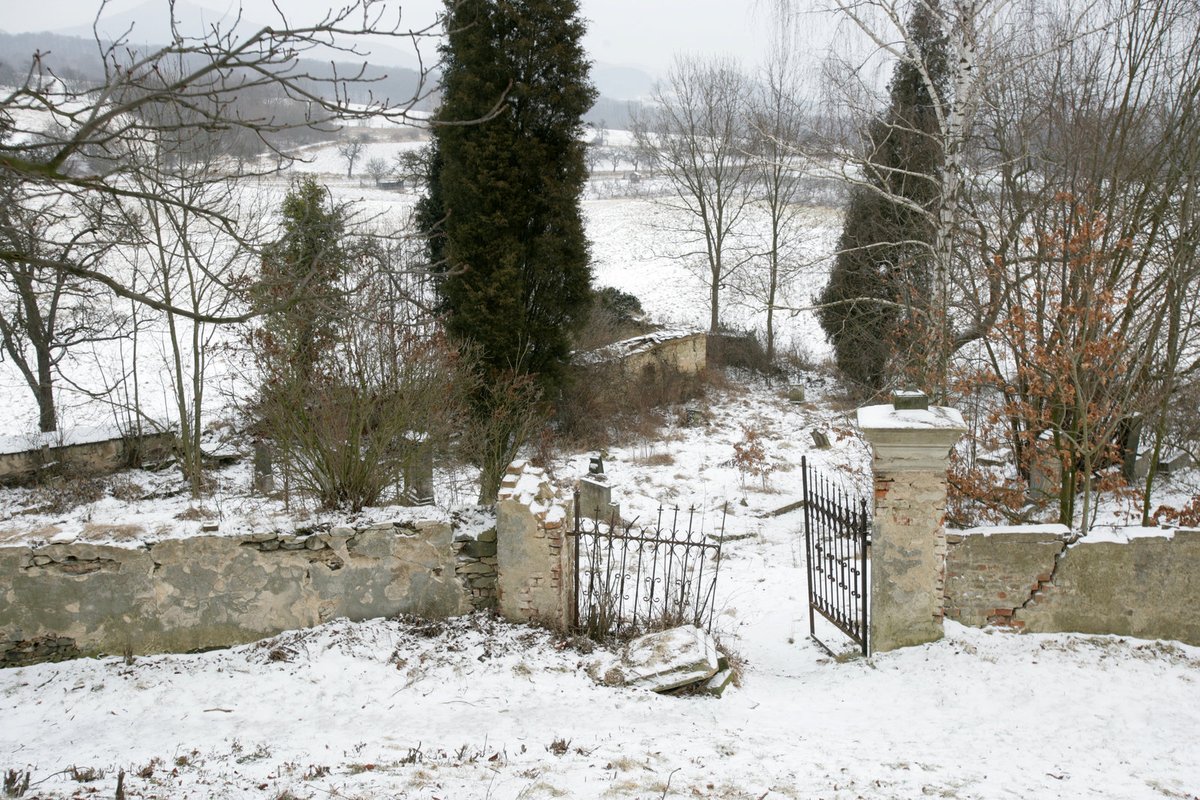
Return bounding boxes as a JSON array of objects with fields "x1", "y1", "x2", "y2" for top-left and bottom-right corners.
[
  {"x1": 818, "y1": 0, "x2": 948, "y2": 391},
  {"x1": 254, "y1": 176, "x2": 348, "y2": 386},
  {"x1": 426, "y1": 0, "x2": 596, "y2": 390}
]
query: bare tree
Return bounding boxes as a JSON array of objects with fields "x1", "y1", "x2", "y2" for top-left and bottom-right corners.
[
  {"x1": 0, "y1": 0, "x2": 449, "y2": 322},
  {"x1": 0, "y1": 187, "x2": 122, "y2": 432},
  {"x1": 108, "y1": 120, "x2": 261, "y2": 494},
  {"x1": 338, "y1": 136, "x2": 367, "y2": 179},
  {"x1": 741, "y1": 30, "x2": 813, "y2": 363},
  {"x1": 364, "y1": 155, "x2": 391, "y2": 186},
  {"x1": 632, "y1": 55, "x2": 757, "y2": 334},
  {"x1": 965, "y1": 0, "x2": 1200, "y2": 527}
]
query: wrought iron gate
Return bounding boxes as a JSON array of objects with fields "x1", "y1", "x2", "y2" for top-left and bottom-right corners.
[
  {"x1": 569, "y1": 493, "x2": 725, "y2": 639},
  {"x1": 802, "y1": 456, "x2": 871, "y2": 657}
]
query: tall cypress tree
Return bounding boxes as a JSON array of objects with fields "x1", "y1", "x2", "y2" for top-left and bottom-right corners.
[
  {"x1": 818, "y1": 0, "x2": 948, "y2": 391},
  {"x1": 427, "y1": 0, "x2": 596, "y2": 390}
]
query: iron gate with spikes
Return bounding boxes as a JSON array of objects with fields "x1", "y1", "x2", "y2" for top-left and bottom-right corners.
[{"x1": 802, "y1": 455, "x2": 871, "y2": 657}]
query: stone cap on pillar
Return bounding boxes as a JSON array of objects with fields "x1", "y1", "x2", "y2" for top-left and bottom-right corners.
[{"x1": 857, "y1": 393, "x2": 967, "y2": 470}]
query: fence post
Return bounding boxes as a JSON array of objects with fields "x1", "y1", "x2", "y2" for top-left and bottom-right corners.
[{"x1": 857, "y1": 391, "x2": 966, "y2": 653}]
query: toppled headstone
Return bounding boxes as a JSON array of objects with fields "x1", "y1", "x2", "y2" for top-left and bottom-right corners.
[
  {"x1": 704, "y1": 667, "x2": 735, "y2": 697},
  {"x1": 608, "y1": 625, "x2": 721, "y2": 693}
]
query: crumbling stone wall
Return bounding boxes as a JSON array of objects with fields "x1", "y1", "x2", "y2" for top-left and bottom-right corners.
[
  {"x1": 945, "y1": 527, "x2": 1200, "y2": 645},
  {"x1": 944, "y1": 527, "x2": 1069, "y2": 629},
  {"x1": 0, "y1": 520, "x2": 470, "y2": 664},
  {"x1": 454, "y1": 527, "x2": 498, "y2": 610},
  {"x1": 495, "y1": 460, "x2": 572, "y2": 630},
  {"x1": 581, "y1": 331, "x2": 707, "y2": 407},
  {"x1": 0, "y1": 432, "x2": 174, "y2": 484}
]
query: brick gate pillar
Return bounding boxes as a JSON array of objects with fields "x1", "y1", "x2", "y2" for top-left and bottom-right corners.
[
  {"x1": 495, "y1": 460, "x2": 573, "y2": 630},
  {"x1": 858, "y1": 391, "x2": 966, "y2": 653}
]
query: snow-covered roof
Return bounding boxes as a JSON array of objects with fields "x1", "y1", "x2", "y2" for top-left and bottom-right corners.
[{"x1": 582, "y1": 328, "x2": 703, "y2": 364}]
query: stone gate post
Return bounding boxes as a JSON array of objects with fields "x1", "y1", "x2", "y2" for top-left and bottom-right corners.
[
  {"x1": 495, "y1": 460, "x2": 573, "y2": 630},
  {"x1": 858, "y1": 391, "x2": 966, "y2": 652}
]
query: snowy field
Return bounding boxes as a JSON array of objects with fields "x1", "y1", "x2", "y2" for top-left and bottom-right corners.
[
  {"x1": 3, "y1": 381, "x2": 1200, "y2": 799},
  {"x1": 0, "y1": 134, "x2": 836, "y2": 441}
]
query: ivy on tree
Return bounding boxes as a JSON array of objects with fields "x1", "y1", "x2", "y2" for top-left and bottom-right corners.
[
  {"x1": 818, "y1": 0, "x2": 948, "y2": 392},
  {"x1": 253, "y1": 176, "x2": 348, "y2": 386}
]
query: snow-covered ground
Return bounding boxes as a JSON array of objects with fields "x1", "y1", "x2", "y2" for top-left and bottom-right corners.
[
  {"x1": 5, "y1": 617, "x2": 1198, "y2": 799},
  {"x1": 0, "y1": 135, "x2": 836, "y2": 438},
  {"x1": 2, "y1": 381, "x2": 1200, "y2": 799}
]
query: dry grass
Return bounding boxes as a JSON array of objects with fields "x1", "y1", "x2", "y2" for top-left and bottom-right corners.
[{"x1": 80, "y1": 523, "x2": 146, "y2": 542}]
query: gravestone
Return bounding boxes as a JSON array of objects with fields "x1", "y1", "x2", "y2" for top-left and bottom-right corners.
[{"x1": 400, "y1": 432, "x2": 434, "y2": 506}]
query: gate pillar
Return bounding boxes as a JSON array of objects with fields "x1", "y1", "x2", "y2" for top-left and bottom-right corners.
[
  {"x1": 858, "y1": 391, "x2": 966, "y2": 653},
  {"x1": 495, "y1": 460, "x2": 574, "y2": 630}
]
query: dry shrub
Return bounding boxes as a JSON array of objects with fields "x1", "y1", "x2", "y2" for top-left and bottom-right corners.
[
  {"x1": 261, "y1": 331, "x2": 475, "y2": 511},
  {"x1": 635, "y1": 450, "x2": 676, "y2": 467},
  {"x1": 707, "y1": 329, "x2": 778, "y2": 376},
  {"x1": 466, "y1": 368, "x2": 548, "y2": 506},
  {"x1": 556, "y1": 360, "x2": 668, "y2": 449},
  {"x1": 1152, "y1": 495, "x2": 1200, "y2": 527},
  {"x1": 732, "y1": 427, "x2": 774, "y2": 490},
  {"x1": 24, "y1": 476, "x2": 107, "y2": 515}
]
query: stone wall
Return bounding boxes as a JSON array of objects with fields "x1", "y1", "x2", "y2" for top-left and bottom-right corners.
[
  {"x1": 621, "y1": 331, "x2": 706, "y2": 378},
  {"x1": 453, "y1": 526, "x2": 498, "y2": 610},
  {"x1": 944, "y1": 527, "x2": 1200, "y2": 645},
  {"x1": 0, "y1": 520, "x2": 469, "y2": 666},
  {"x1": 583, "y1": 331, "x2": 707, "y2": 407},
  {"x1": 0, "y1": 432, "x2": 174, "y2": 484}
]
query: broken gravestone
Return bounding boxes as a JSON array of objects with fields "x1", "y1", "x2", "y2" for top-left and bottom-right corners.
[{"x1": 604, "y1": 625, "x2": 722, "y2": 693}]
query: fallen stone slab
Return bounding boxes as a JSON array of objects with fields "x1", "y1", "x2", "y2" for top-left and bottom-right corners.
[
  {"x1": 612, "y1": 625, "x2": 721, "y2": 693},
  {"x1": 704, "y1": 667, "x2": 735, "y2": 697}
]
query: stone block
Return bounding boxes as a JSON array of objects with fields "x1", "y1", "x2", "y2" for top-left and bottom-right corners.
[
  {"x1": 578, "y1": 475, "x2": 613, "y2": 521},
  {"x1": 611, "y1": 625, "x2": 720, "y2": 693},
  {"x1": 458, "y1": 539, "x2": 497, "y2": 559},
  {"x1": 704, "y1": 668, "x2": 736, "y2": 697}
]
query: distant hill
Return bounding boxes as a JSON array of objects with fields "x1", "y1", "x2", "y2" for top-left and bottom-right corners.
[
  {"x1": 0, "y1": 26, "x2": 642, "y2": 131},
  {"x1": 0, "y1": 31, "x2": 109, "y2": 85},
  {"x1": 49, "y1": 0, "x2": 428, "y2": 72},
  {"x1": 592, "y1": 63, "x2": 656, "y2": 101},
  {"x1": 0, "y1": 29, "x2": 433, "y2": 110}
]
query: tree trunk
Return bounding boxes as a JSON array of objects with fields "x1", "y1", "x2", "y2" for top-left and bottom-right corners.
[{"x1": 33, "y1": 334, "x2": 56, "y2": 433}]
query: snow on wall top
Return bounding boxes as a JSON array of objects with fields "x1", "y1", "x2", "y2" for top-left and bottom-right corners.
[
  {"x1": 0, "y1": 425, "x2": 132, "y2": 456},
  {"x1": 857, "y1": 403, "x2": 967, "y2": 432},
  {"x1": 580, "y1": 329, "x2": 703, "y2": 365}
]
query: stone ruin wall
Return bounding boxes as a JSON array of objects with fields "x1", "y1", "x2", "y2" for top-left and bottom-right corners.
[
  {"x1": 944, "y1": 527, "x2": 1200, "y2": 645},
  {"x1": 0, "y1": 432, "x2": 175, "y2": 484},
  {"x1": 0, "y1": 520, "x2": 472, "y2": 667},
  {"x1": 0, "y1": 456, "x2": 578, "y2": 669}
]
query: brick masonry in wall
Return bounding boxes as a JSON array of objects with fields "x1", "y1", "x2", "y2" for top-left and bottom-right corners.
[
  {"x1": 495, "y1": 460, "x2": 571, "y2": 629},
  {"x1": 943, "y1": 527, "x2": 1200, "y2": 645},
  {"x1": 943, "y1": 529, "x2": 1068, "y2": 630}
]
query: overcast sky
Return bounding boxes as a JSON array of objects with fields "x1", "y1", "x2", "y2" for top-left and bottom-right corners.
[{"x1": 2, "y1": 0, "x2": 838, "y2": 79}]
